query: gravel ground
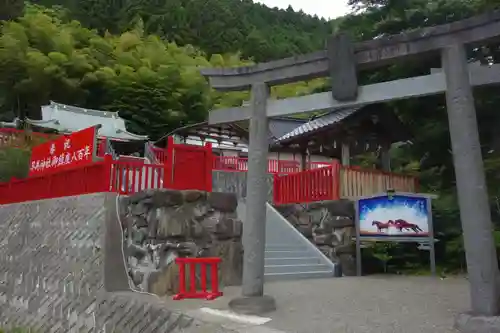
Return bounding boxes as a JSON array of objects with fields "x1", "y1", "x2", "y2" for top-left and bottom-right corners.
[{"x1": 163, "y1": 275, "x2": 470, "y2": 333}]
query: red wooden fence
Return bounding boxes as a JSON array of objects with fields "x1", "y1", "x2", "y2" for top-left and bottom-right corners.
[
  {"x1": 0, "y1": 136, "x2": 214, "y2": 204},
  {"x1": 173, "y1": 257, "x2": 222, "y2": 300},
  {"x1": 273, "y1": 160, "x2": 419, "y2": 205},
  {"x1": 213, "y1": 156, "x2": 300, "y2": 173},
  {"x1": 151, "y1": 145, "x2": 168, "y2": 164},
  {"x1": 273, "y1": 161, "x2": 341, "y2": 205},
  {"x1": 110, "y1": 158, "x2": 164, "y2": 195},
  {"x1": 164, "y1": 137, "x2": 212, "y2": 192},
  {"x1": 0, "y1": 156, "x2": 112, "y2": 205}
]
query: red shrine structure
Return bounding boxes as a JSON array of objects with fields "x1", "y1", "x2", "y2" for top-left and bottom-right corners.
[{"x1": 0, "y1": 101, "x2": 418, "y2": 205}]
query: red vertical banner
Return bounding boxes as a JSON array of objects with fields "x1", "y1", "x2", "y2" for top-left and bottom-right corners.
[{"x1": 29, "y1": 125, "x2": 99, "y2": 176}]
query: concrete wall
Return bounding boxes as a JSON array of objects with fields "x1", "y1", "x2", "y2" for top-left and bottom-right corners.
[
  {"x1": 0, "y1": 194, "x2": 231, "y2": 332},
  {"x1": 212, "y1": 170, "x2": 274, "y2": 201}
]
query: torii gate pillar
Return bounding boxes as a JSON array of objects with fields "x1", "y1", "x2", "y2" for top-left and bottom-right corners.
[
  {"x1": 227, "y1": 82, "x2": 277, "y2": 314},
  {"x1": 442, "y1": 44, "x2": 500, "y2": 327}
]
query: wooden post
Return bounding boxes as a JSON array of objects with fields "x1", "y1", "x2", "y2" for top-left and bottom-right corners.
[
  {"x1": 164, "y1": 136, "x2": 175, "y2": 188},
  {"x1": 272, "y1": 173, "x2": 280, "y2": 205},
  {"x1": 103, "y1": 154, "x2": 113, "y2": 192},
  {"x1": 380, "y1": 143, "x2": 391, "y2": 172},
  {"x1": 205, "y1": 142, "x2": 213, "y2": 192},
  {"x1": 300, "y1": 152, "x2": 307, "y2": 171},
  {"x1": 332, "y1": 159, "x2": 341, "y2": 200},
  {"x1": 341, "y1": 143, "x2": 350, "y2": 166}
]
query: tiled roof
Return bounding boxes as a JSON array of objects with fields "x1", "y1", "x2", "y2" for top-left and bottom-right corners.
[
  {"x1": 268, "y1": 118, "x2": 306, "y2": 142},
  {"x1": 275, "y1": 107, "x2": 362, "y2": 143},
  {"x1": 26, "y1": 101, "x2": 148, "y2": 141}
]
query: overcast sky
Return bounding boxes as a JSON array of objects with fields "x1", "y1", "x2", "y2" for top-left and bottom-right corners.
[{"x1": 254, "y1": 0, "x2": 351, "y2": 19}]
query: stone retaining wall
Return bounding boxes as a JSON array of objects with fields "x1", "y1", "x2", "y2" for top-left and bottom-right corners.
[
  {"x1": 274, "y1": 199, "x2": 357, "y2": 276},
  {"x1": 119, "y1": 189, "x2": 243, "y2": 296}
]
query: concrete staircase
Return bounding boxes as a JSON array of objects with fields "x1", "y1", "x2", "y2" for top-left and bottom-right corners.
[{"x1": 237, "y1": 200, "x2": 337, "y2": 281}]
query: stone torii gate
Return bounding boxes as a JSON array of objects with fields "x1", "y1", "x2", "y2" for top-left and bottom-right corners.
[{"x1": 201, "y1": 11, "x2": 500, "y2": 330}]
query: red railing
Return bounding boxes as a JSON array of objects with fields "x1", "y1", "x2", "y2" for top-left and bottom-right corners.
[
  {"x1": 213, "y1": 156, "x2": 300, "y2": 173},
  {"x1": 151, "y1": 146, "x2": 168, "y2": 164},
  {"x1": 173, "y1": 257, "x2": 223, "y2": 301},
  {"x1": 340, "y1": 166, "x2": 418, "y2": 198},
  {"x1": 273, "y1": 161, "x2": 341, "y2": 204},
  {"x1": 307, "y1": 161, "x2": 331, "y2": 170},
  {"x1": 273, "y1": 160, "x2": 419, "y2": 205},
  {"x1": 110, "y1": 159, "x2": 164, "y2": 195},
  {"x1": 0, "y1": 137, "x2": 215, "y2": 204},
  {"x1": 0, "y1": 157, "x2": 111, "y2": 205}
]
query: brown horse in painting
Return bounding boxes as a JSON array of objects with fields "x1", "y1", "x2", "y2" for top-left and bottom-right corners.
[
  {"x1": 372, "y1": 221, "x2": 391, "y2": 232},
  {"x1": 389, "y1": 219, "x2": 423, "y2": 233}
]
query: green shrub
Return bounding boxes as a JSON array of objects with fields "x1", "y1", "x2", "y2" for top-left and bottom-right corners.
[{"x1": 0, "y1": 146, "x2": 31, "y2": 182}]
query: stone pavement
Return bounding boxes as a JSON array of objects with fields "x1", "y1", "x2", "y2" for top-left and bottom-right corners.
[{"x1": 163, "y1": 275, "x2": 470, "y2": 333}]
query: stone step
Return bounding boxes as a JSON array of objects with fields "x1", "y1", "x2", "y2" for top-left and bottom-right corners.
[
  {"x1": 264, "y1": 257, "x2": 321, "y2": 265},
  {"x1": 265, "y1": 244, "x2": 309, "y2": 251},
  {"x1": 265, "y1": 263, "x2": 332, "y2": 274},
  {"x1": 264, "y1": 270, "x2": 335, "y2": 282},
  {"x1": 264, "y1": 250, "x2": 310, "y2": 259}
]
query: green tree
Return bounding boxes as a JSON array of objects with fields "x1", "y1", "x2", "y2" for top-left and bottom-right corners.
[{"x1": 0, "y1": 0, "x2": 24, "y2": 21}]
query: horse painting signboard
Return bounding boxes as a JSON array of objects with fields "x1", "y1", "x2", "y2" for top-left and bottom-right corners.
[
  {"x1": 354, "y1": 192, "x2": 437, "y2": 277},
  {"x1": 358, "y1": 195, "x2": 429, "y2": 238}
]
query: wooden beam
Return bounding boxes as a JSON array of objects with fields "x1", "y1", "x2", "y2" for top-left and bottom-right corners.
[{"x1": 208, "y1": 63, "x2": 500, "y2": 125}]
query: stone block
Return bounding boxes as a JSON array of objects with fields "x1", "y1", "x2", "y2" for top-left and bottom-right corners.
[
  {"x1": 297, "y1": 225, "x2": 313, "y2": 238},
  {"x1": 130, "y1": 202, "x2": 148, "y2": 216},
  {"x1": 455, "y1": 312, "x2": 500, "y2": 333},
  {"x1": 211, "y1": 241, "x2": 243, "y2": 286},
  {"x1": 314, "y1": 233, "x2": 333, "y2": 246},
  {"x1": 133, "y1": 215, "x2": 148, "y2": 228},
  {"x1": 147, "y1": 261, "x2": 179, "y2": 296},
  {"x1": 156, "y1": 207, "x2": 189, "y2": 238},
  {"x1": 215, "y1": 217, "x2": 243, "y2": 239},
  {"x1": 208, "y1": 192, "x2": 238, "y2": 212},
  {"x1": 325, "y1": 216, "x2": 354, "y2": 229},
  {"x1": 327, "y1": 32, "x2": 358, "y2": 102},
  {"x1": 324, "y1": 199, "x2": 355, "y2": 217},
  {"x1": 190, "y1": 219, "x2": 206, "y2": 238},
  {"x1": 183, "y1": 190, "x2": 206, "y2": 203},
  {"x1": 128, "y1": 190, "x2": 152, "y2": 204},
  {"x1": 229, "y1": 295, "x2": 276, "y2": 315},
  {"x1": 191, "y1": 201, "x2": 210, "y2": 219},
  {"x1": 335, "y1": 243, "x2": 355, "y2": 255},
  {"x1": 151, "y1": 189, "x2": 184, "y2": 207},
  {"x1": 274, "y1": 203, "x2": 300, "y2": 217},
  {"x1": 146, "y1": 209, "x2": 159, "y2": 238},
  {"x1": 339, "y1": 253, "x2": 357, "y2": 276}
]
